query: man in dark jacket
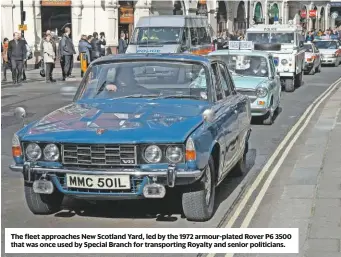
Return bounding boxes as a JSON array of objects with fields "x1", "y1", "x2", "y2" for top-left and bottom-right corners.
[
  {"x1": 90, "y1": 32, "x2": 105, "y2": 61},
  {"x1": 118, "y1": 31, "x2": 127, "y2": 54},
  {"x1": 59, "y1": 27, "x2": 76, "y2": 80},
  {"x1": 7, "y1": 32, "x2": 27, "y2": 84}
]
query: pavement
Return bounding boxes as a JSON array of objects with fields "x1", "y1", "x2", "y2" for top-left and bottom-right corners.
[{"x1": 1, "y1": 65, "x2": 341, "y2": 257}]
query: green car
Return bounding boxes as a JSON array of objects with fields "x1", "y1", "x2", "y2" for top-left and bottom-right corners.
[{"x1": 209, "y1": 49, "x2": 281, "y2": 125}]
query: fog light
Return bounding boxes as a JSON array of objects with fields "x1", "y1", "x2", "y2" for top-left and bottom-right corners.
[
  {"x1": 33, "y1": 179, "x2": 54, "y2": 194},
  {"x1": 143, "y1": 184, "x2": 166, "y2": 198},
  {"x1": 258, "y1": 101, "x2": 265, "y2": 105}
]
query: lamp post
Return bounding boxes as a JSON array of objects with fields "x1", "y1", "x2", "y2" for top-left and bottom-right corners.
[{"x1": 20, "y1": 0, "x2": 25, "y2": 38}]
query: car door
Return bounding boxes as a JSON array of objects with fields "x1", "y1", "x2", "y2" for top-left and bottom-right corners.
[
  {"x1": 268, "y1": 56, "x2": 281, "y2": 107},
  {"x1": 216, "y1": 62, "x2": 240, "y2": 176}
]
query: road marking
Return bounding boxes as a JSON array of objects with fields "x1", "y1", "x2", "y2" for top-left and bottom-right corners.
[{"x1": 206, "y1": 77, "x2": 341, "y2": 257}]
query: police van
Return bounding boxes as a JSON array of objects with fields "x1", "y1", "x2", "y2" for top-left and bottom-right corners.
[
  {"x1": 245, "y1": 21, "x2": 305, "y2": 92},
  {"x1": 126, "y1": 16, "x2": 215, "y2": 55}
]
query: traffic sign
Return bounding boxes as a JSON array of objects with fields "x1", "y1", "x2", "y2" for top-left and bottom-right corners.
[
  {"x1": 18, "y1": 24, "x2": 27, "y2": 31},
  {"x1": 331, "y1": 12, "x2": 338, "y2": 19}
]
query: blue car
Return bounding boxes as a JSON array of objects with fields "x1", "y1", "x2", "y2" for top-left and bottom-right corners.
[{"x1": 10, "y1": 54, "x2": 251, "y2": 221}]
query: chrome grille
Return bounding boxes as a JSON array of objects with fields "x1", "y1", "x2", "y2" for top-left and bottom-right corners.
[
  {"x1": 237, "y1": 90, "x2": 257, "y2": 97},
  {"x1": 62, "y1": 144, "x2": 137, "y2": 166}
]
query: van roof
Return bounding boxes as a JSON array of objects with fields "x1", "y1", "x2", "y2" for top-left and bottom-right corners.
[
  {"x1": 136, "y1": 15, "x2": 208, "y2": 27},
  {"x1": 247, "y1": 24, "x2": 303, "y2": 32}
]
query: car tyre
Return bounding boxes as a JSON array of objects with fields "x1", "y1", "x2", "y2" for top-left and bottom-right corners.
[
  {"x1": 24, "y1": 182, "x2": 64, "y2": 215},
  {"x1": 294, "y1": 72, "x2": 303, "y2": 87},
  {"x1": 284, "y1": 78, "x2": 295, "y2": 92},
  {"x1": 262, "y1": 111, "x2": 273, "y2": 125},
  {"x1": 182, "y1": 156, "x2": 216, "y2": 222}
]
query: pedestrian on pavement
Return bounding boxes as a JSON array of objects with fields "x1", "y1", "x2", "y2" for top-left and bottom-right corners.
[
  {"x1": 99, "y1": 32, "x2": 106, "y2": 56},
  {"x1": 59, "y1": 27, "x2": 76, "y2": 81},
  {"x1": 87, "y1": 35, "x2": 93, "y2": 43},
  {"x1": 118, "y1": 31, "x2": 127, "y2": 54},
  {"x1": 19, "y1": 35, "x2": 32, "y2": 81},
  {"x1": 305, "y1": 31, "x2": 314, "y2": 42},
  {"x1": 90, "y1": 32, "x2": 104, "y2": 61},
  {"x1": 7, "y1": 32, "x2": 27, "y2": 85},
  {"x1": 78, "y1": 34, "x2": 92, "y2": 78},
  {"x1": 43, "y1": 34, "x2": 56, "y2": 83},
  {"x1": 2, "y1": 38, "x2": 10, "y2": 82}
]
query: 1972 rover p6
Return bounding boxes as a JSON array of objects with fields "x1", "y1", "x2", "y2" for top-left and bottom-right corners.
[{"x1": 10, "y1": 54, "x2": 251, "y2": 221}]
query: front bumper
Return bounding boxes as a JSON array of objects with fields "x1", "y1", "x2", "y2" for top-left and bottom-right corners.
[
  {"x1": 322, "y1": 57, "x2": 337, "y2": 64},
  {"x1": 10, "y1": 164, "x2": 204, "y2": 199}
]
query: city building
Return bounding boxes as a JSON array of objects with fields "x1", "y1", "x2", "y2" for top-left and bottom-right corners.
[{"x1": 1, "y1": 0, "x2": 336, "y2": 67}]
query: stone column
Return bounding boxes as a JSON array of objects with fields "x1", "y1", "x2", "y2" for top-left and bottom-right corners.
[
  {"x1": 106, "y1": 0, "x2": 119, "y2": 52},
  {"x1": 208, "y1": 9, "x2": 217, "y2": 34},
  {"x1": 284, "y1": 1, "x2": 289, "y2": 24},
  {"x1": 1, "y1": 0, "x2": 14, "y2": 39},
  {"x1": 71, "y1": 1, "x2": 83, "y2": 50},
  {"x1": 264, "y1": 0, "x2": 269, "y2": 24},
  {"x1": 134, "y1": 0, "x2": 151, "y2": 27},
  {"x1": 33, "y1": 0, "x2": 42, "y2": 56},
  {"x1": 325, "y1": 3, "x2": 330, "y2": 29}
]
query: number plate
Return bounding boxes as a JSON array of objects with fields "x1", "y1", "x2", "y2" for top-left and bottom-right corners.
[{"x1": 66, "y1": 174, "x2": 131, "y2": 190}]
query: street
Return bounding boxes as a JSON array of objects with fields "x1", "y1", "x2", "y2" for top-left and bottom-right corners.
[{"x1": 1, "y1": 66, "x2": 341, "y2": 257}]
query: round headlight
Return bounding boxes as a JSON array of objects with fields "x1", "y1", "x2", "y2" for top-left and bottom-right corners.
[
  {"x1": 166, "y1": 146, "x2": 183, "y2": 163},
  {"x1": 25, "y1": 143, "x2": 42, "y2": 161},
  {"x1": 144, "y1": 145, "x2": 162, "y2": 163},
  {"x1": 43, "y1": 144, "x2": 60, "y2": 161},
  {"x1": 256, "y1": 87, "x2": 268, "y2": 98},
  {"x1": 281, "y1": 59, "x2": 288, "y2": 65}
]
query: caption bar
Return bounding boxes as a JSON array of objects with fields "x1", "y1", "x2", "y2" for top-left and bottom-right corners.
[{"x1": 5, "y1": 228, "x2": 298, "y2": 253}]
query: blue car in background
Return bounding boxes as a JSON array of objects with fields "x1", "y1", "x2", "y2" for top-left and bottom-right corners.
[
  {"x1": 10, "y1": 54, "x2": 251, "y2": 221},
  {"x1": 209, "y1": 46, "x2": 281, "y2": 125}
]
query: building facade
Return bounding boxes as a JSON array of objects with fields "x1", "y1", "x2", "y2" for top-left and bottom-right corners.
[{"x1": 1, "y1": 0, "x2": 335, "y2": 65}]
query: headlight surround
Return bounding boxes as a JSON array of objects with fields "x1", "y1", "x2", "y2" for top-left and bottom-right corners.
[
  {"x1": 43, "y1": 144, "x2": 60, "y2": 161},
  {"x1": 144, "y1": 145, "x2": 162, "y2": 163},
  {"x1": 166, "y1": 146, "x2": 183, "y2": 163},
  {"x1": 25, "y1": 143, "x2": 42, "y2": 161},
  {"x1": 281, "y1": 59, "x2": 288, "y2": 65},
  {"x1": 256, "y1": 87, "x2": 268, "y2": 98}
]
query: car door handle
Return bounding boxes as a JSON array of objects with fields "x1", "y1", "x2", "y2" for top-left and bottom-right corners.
[{"x1": 234, "y1": 109, "x2": 238, "y2": 114}]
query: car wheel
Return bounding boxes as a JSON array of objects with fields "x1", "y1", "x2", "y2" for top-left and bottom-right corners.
[
  {"x1": 262, "y1": 111, "x2": 273, "y2": 125},
  {"x1": 24, "y1": 182, "x2": 64, "y2": 215},
  {"x1": 309, "y1": 67, "x2": 315, "y2": 75},
  {"x1": 182, "y1": 156, "x2": 216, "y2": 221},
  {"x1": 284, "y1": 78, "x2": 295, "y2": 92},
  {"x1": 294, "y1": 72, "x2": 303, "y2": 87},
  {"x1": 231, "y1": 141, "x2": 248, "y2": 177}
]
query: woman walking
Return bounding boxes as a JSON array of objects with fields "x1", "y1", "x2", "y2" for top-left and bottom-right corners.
[
  {"x1": 2, "y1": 38, "x2": 10, "y2": 82},
  {"x1": 78, "y1": 34, "x2": 92, "y2": 77},
  {"x1": 43, "y1": 34, "x2": 56, "y2": 83}
]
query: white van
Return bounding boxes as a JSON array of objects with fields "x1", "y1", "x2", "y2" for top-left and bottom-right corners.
[{"x1": 126, "y1": 15, "x2": 215, "y2": 55}]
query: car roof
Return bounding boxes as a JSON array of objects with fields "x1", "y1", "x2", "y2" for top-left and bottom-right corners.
[
  {"x1": 209, "y1": 50, "x2": 271, "y2": 58},
  {"x1": 90, "y1": 53, "x2": 211, "y2": 65}
]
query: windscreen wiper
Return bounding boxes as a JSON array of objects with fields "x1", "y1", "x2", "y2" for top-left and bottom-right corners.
[
  {"x1": 154, "y1": 94, "x2": 202, "y2": 100},
  {"x1": 111, "y1": 94, "x2": 160, "y2": 99}
]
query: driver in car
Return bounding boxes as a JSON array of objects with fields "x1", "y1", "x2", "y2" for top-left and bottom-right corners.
[{"x1": 249, "y1": 57, "x2": 268, "y2": 76}]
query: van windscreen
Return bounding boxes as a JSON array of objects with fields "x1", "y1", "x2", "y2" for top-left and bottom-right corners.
[{"x1": 130, "y1": 27, "x2": 183, "y2": 45}]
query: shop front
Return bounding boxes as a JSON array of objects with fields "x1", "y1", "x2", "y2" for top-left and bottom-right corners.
[
  {"x1": 254, "y1": 2, "x2": 264, "y2": 24},
  {"x1": 299, "y1": 7, "x2": 308, "y2": 30},
  {"x1": 118, "y1": 1, "x2": 134, "y2": 43},
  {"x1": 197, "y1": 0, "x2": 208, "y2": 17},
  {"x1": 269, "y1": 3, "x2": 280, "y2": 24}
]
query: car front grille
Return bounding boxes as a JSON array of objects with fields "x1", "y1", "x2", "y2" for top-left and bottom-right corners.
[
  {"x1": 237, "y1": 89, "x2": 257, "y2": 97},
  {"x1": 62, "y1": 144, "x2": 137, "y2": 166}
]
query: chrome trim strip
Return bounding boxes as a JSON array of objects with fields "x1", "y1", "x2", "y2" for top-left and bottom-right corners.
[{"x1": 9, "y1": 165, "x2": 203, "y2": 178}]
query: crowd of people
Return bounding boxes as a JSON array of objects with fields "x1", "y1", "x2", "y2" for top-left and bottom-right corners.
[
  {"x1": 1, "y1": 27, "x2": 129, "y2": 84},
  {"x1": 305, "y1": 27, "x2": 341, "y2": 42}
]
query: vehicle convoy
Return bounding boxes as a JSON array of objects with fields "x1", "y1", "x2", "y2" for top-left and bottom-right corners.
[
  {"x1": 245, "y1": 22, "x2": 305, "y2": 92},
  {"x1": 313, "y1": 39, "x2": 341, "y2": 67},
  {"x1": 10, "y1": 54, "x2": 251, "y2": 222},
  {"x1": 303, "y1": 42, "x2": 322, "y2": 75},
  {"x1": 126, "y1": 16, "x2": 215, "y2": 55},
  {"x1": 209, "y1": 41, "x2": 281, "y2": 125}
]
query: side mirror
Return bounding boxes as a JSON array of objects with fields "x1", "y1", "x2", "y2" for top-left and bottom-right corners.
[
  {"x1": 202, "y1": 109, "x2": 215, "y2": 123},
  {"x1": 14, "y1": 107, "x2": 26, "y2": 119},
  {"x1": 14, "y1": 107, "x2": 27, "y2": 127}
]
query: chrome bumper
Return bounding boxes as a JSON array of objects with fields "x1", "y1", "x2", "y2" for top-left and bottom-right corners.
[
  {"x1": 9, "y1": 164, "x2": 204, "y2": 188},
  {"x1": 322, "y1": 57, "x2": 337, "y2": 64}
]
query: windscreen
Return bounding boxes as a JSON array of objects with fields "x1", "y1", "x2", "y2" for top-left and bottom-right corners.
[
  {"x1": 75, "y1": 61, "x2": 209, "y2": 101},
  {"x1": 304, "y1": 44, "x2": 313, "y2": 52},
  {"x1": 215, "y1": 55, "x2": 269, "y2": 77},
  {"x1": 247, "y1": 32, "x2": 295, "y2": 44},
  {"x1": 130, "y1": 27, "x2": 183, "y2": 45},
  {"x1": 314, "y1": 41, "x2": 337, "y2": 49}
]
